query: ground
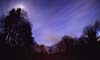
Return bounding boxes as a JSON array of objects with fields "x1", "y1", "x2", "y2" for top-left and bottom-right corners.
[{"x1": 33, "y1": 53, "x2": 78, "y2": 60}]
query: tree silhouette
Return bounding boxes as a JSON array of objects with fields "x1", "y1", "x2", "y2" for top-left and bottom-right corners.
[
  {"x1": 0, "y1": 15, "x2": 5, "y2": 47},
  {"x1": 79, "y1": 20, "x2": 100, "y2": 59},
  {"x1": 4, "y1": 8, "x2": 33, "y2": 47},
  {"x1": 0, "y1": 8, "x2": 34, "y2": 60},
  {"x1": 83, "y1": 20, "x2": 100, "y2": 46}
]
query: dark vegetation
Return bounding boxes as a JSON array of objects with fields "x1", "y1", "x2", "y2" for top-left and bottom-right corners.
[
  {"x1": 0, "y1": 8, "x2": 100, "y2": 60},
  {"x1": 0, "y1": 8, "x2": 33, "y2": 60}
]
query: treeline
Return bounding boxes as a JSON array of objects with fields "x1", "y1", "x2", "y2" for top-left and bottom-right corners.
[{"x1": 48, "y1": 20, "x2": 100, "y2": 60}]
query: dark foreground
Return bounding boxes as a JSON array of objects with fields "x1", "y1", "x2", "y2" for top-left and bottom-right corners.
[
  {"x1": 0, "y1": 48, "x2": 100, "y2": 60},
  {"x1": 33, "y1": 53, "x2": 78, "y2": 60},
  {"x1": 33, "y1": 53, "x2": 100, "y2": 60}
]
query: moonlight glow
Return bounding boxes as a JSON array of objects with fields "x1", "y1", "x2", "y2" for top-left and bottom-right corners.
[{"x1": 14, "y1": 4, "x2": 25, "y2": 9}]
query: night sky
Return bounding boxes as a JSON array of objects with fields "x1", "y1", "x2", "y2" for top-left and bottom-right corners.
[{"x1": 0, "y1": 0, "x2": 100, "y2": 46}]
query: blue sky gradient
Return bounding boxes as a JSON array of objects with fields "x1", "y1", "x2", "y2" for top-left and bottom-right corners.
[{"x1": 0, "y1": 0, "x2": 100, "y2": 46}]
